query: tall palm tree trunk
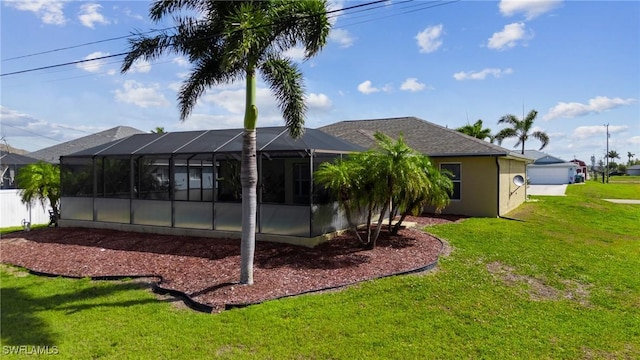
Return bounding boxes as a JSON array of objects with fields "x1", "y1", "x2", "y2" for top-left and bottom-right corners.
[{"x1": 240, "y1": 69, "x2": 258, "y2": 285}]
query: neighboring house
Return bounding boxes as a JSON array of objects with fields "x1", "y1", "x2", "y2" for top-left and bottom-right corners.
[
  {"x1": 523, "y1": 150, "x2": 578, "y2": 185},
  {"x1": 627, "y1": 165, "x2": 640, "y2": 176},
  {"x1": 58, "y1": 127, "x2": 364, "y2": 246},
  {"x1": 0, "y1": 151, "x2": 51, "y2": 227},
  {"x1": 570, "y1": 159, "x2": 588, "y2": 181},
  {"x1": 28, "y1": 126, "x2": 145, "y2": 164},
  {"x1": 320, "y1": 117, "x2": 532, "y2": 217},
  {"x1": 0, "y1": 151, "x2": 42, "y2": 189}
]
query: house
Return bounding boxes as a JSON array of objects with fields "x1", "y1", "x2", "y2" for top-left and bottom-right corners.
[
  {"x1": 570, "y1": 159, "x2": 588, "y2": 181},
  {"x1": 0, "y1": 151, "x2": 52, "y2": 227},
  {"x1": 523, "y1": 150, "x2": 578, "y2": 185},
  {"x1": 58, "y1": 127, "x2": 364, "y2": 246},
  {"x1": 0, "y1": 151, "x2": 42, "y2": 189},
  {"x1": 628, "y1": 165, "x2": 640, "y2": 176},
  {"x1": 320, "y1": 117, "x2": 532, "y2": 217},
  {"x1": 28, "y1": 126, "x2": 145, "y2": 164}
]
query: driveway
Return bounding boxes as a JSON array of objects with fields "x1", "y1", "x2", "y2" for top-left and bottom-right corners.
[{"x1": 527, "y1": 184, "x2": 568, "y2": 196}]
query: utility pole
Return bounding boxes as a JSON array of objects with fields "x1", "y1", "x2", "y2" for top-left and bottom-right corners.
[{"x1": 605, "y1": 123, "x2": 610, "y2": 183}]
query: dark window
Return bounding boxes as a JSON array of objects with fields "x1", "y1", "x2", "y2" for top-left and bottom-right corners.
[
  {"x1": 261, "y1": 157, "x2": 285, "y2": 203},
  {"x1": 293, "y1": 163, "x2": 311, "y2": 204},
  {"x1": 440, "y1": 163, "x2": 461, "y2": 200},
  {"x1": 60, "y1": 158, "x2": 93, "y2": 196},
  {"x1": 135, "y1": 157, "x2": 169, "y2": 200},
  {"x1": 217, "y1": 158, "x2": 241, "y2": 202},
  {"x1": 97, "y1": 157, "x2": 131, "y2": 199}
]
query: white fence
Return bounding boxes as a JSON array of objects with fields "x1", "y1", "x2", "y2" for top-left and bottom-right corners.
[{"x1": 0, "y1": 189, "x2": 51, "y2": 228}]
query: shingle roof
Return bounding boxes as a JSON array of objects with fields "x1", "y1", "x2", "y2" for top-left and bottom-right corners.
[
  {"x1": 28, "y1": 126, "x2": 145, "y2": 164},
  {"x1": 63, "y1": 127, "x2": 364, "y2": 158},
  {"x1": 319, "y1": 116, "x2": 531, "y2": 160},
  {"x1": 523, "y1": 150, "x2": 566, "y2": 164},
  {"x1": 0, "y1": 150, "x2": 42, "y2": 166}
]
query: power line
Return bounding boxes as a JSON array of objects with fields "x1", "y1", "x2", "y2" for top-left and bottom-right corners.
[
  {"x1": 1, "y1": 52, "x2": 129, "y2": 77},
  {"x1": 1, "y1": 27, "x2": 176, "y2": 62},
  {"x1": 0, "y1": 0, "x2": 398, "y2": 78}
]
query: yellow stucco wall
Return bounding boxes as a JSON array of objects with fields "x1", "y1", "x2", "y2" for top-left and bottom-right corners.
[
  {"x1": 427, "y1": 156, "x2": 528, "y2": 217},
  {"x1": 431, "y1": 157, "x2": 498, "y2": 217},
  {"x1": 498, "y1": 157, "x2": 527, "y2": 216}
]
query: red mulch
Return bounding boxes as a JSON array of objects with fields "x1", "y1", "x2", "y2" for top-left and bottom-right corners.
[{"x1": 0, "y1": 214, "x2": 465, "y2": 313}]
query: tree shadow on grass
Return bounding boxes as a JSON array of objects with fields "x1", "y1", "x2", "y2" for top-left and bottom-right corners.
[{"x1": 1, "y1": 271, "x2": 158, "y2": 346}]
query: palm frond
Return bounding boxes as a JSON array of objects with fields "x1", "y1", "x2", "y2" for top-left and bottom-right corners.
[{"x1": 260, "y1": 55, "x2": 306, "y2": 138}]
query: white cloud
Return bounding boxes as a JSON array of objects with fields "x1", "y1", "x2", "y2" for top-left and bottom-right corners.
[
  {"x1": 329, "y1": 28, "x2": 355, "y2": 48},
  {"x1": 79, "y1": 3, "x2": 109, "y2": 28},
  {"x1": 543, "y1": 96, "x2": 637, "y2": 120},
  {"x1": 415, "y1": 24, "x2": 444, "y2": 53},
  {"x1": 357, "y1": 80, "x2": 380, "y2": 94},
  {"x1": 76, "y1": 51, "x2": 110, "y2": 73},
  {"x1": 128, "y1": 58, "x2": 152, "y2": 73},
  {"x1": 629, "y1": 136, "x2": 640, "y2": 145},
  {"x1": 499, "y1": 0, "x2": 562, "y2": 20},
  {"x1": 172, "y1": 57, "x2": 190, "y2": 67},
  {"x1": 573, "y1": 125, "x2": 629, "y2": 140},
  {"x1": 305, "y1": 93, "x2": 332, "y2": 109},
  {"x1": 327, "y1": 0, "x2": 344, "y2": 26},
  {"x1": 114, "y1": 80, "x2": 170, "y2": 108},
  {"x1": 400, "y1": 78, "x2": 427, "y2": 92},
  {"x1": 203, "y1": 86, "x2": 278, "y2": 116},
  {"x1": 453, "y1": 68, "x2": 513, "y2": 80},
  {"x1": 487, "y1": 22, "x2": 531, "y2": 50},
  {"x1": 123, "y1": 7, "x2": 144, "y2": 21},
  {"x1": 175, "y1": 114, "x2": 243, "y2": 130},
  {"x1": 5, "y1": 0, "x2": 66, "y2": 25},
  {"x1": 283, "y1": 47, "x2": 306, "y2": 61}
]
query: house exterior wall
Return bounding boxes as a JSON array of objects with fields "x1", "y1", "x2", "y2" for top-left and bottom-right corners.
[
  {"x1": 498, "y1": 158, "x2": 527, "y2": 216},
  {"x1": 430, "y1": 156, "x2": 499, "y2": 217}
]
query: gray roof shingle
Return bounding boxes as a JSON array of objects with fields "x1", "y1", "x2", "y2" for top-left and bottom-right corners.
[
  {"x1": 523, "y1": 150, "x2": 566, "y2": 164},
  {"x1": 319, "y1": 117, "x2": 531, "y2": 159},
  {"x1": 0, "y1": 151, "x2": 42, "y2": 166},
  {"x1": 28, "y1": 126, "x2": 145, "y2": 164}
]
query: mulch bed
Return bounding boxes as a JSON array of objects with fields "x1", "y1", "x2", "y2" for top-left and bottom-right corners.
[{"x1": 0, "y1": 214, "x2": 465, "y2": 313}]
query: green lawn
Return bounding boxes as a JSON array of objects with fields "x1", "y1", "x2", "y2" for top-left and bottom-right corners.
[{"x1": 1, "y1": 181, "x2": 639, "y2": 359}]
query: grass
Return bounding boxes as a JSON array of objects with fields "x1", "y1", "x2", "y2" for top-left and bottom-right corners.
[
  {"x1": 608, "y1": 175, "x2": 640, "y2": 184},
  {"x1": 1, "y1": 224, "x2": 48, "y2": 236},
  {"x1": 1, "y1": 181, "x2": 639, "y2": 359}
]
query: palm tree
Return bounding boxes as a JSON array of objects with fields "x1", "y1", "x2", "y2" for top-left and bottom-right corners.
[
  {"x1": 15, "y1": 161, "x2": 60, "y2": 226},
  {"x1": 607, "y1": 150, "x2": 620, "y2": 169},
  {"x1": 390, "y1": 155, "x2": 452, "y2": 235},
  {"x1": 455, "y1": 119, "x2": 494, "y2": 143},
  {"x1": 628, "y1": 151, "x2": 635, "y2": 166},
  {"x1": 495, "y1": 109, "x2": 549, "y2": 154},
  {"x1": 314, "y1": 158, "x2": 367, "y2": 244},
  {"x1": 122, "y1": 0, "x2": 330, "y2": 285}
]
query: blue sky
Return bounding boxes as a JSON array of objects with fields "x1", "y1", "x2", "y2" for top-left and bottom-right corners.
[{"x1": 1, "y1": 0, "x2": 638, "y2": 166}]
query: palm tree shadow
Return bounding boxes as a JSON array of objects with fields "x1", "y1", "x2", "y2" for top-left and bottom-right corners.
[{"x1": 1, "y1": 274, "x2": 158, "y2": 346}]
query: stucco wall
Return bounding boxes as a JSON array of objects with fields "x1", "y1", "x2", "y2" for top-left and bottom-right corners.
[
  {"x1": 498, "y1": 158, "x2": 527, "y2": 215},
  {"x1": 430, "y1": 156, "x2": 499, "y2": 217}
]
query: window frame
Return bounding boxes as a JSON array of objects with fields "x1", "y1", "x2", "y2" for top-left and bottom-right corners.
[{"x1": 440, "y1": 162, "x2": 461, "y2": 201}]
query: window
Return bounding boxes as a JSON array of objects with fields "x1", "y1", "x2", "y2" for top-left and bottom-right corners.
[
  {"x1": 440, "y1": 163, "x2": 461, "y2": 200},
  {"x1": 293, "y1": 163, "x2": 311, "y2": 204}
]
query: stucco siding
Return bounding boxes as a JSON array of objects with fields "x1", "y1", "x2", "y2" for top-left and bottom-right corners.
[
  {"x1": 431, "y1": 157, "x2": 498, "y2": 217},
  {"x1": 498, "y1": 158, "x2": 527, "y2": 215}
]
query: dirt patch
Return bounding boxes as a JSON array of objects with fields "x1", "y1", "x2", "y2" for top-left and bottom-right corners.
[{"x1": 486, "y1": 261, "x2": 592, "y2": 305}]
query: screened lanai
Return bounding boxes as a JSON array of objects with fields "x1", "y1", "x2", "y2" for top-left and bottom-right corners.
[{"x1": 59, "y1": 127, "x2": 364, "y2": 244}]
